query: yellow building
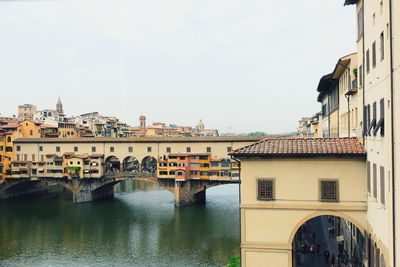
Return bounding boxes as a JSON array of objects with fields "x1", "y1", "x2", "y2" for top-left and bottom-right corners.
[
  {"x1": 18, "y1": 120, "x2": 41, "y2": 138},
  {"x1": 58, "y1": 121, "x2": 78, "y2": 138},
  {"x1": 231, "y1": 137, "x2": 367, "y2": 267},
  {"x1": 0, "y1": 121, "x2": 22, "y2": 179}
]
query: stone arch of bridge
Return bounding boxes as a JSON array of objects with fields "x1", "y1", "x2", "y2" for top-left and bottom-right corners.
[
  {"x1": 105, "y1": 156, "x2": 121, "y2": 172},
  {"x1": 122, "y1": 156, "x2": 139, "y2": 172},
  {"x1": 141, "y1": 156, "x2": 157, "y2": 173}
]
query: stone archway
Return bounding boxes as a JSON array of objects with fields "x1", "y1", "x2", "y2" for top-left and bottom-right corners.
[
  {"x1": 122, "y1": 156, "x2": 139, "y2": 172},
  {"x1": 105, "y1": 156, "x2": 121, "y2": 172},
  {"x1": 291, "y1": 214, "x2": 366, "y2": 267},
  {"x1": 141, "y1": 156, "x2": 157, "y2": 173}
]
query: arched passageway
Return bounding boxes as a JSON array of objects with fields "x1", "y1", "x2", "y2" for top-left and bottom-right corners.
[
  {"x1": 122, "y1": 156, "x2": 139, "y2": 172},
  {"x1": 292, "y1": 215, "x2": 366, "y2": 267},
  {"x1": 105, "y1": 156, "x2": 121, "y2": 172},
  {"x1": 141, "y1": 156, "x2": 157, "y2": 173}
]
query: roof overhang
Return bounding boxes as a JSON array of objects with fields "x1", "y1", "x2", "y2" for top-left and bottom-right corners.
[
  {"x1": 231, "y1": 153, "x2": 366, "y2": 160},
  {"x1": 332, "y1": 58, "x2": 351, "y2": 79},
  {"x1": 344, "y1": 0, "x2": 357, "y2": 6}
]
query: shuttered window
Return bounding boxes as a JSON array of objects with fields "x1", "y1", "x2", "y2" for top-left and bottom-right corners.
[
  {"x1": 373, "y1": 163, "x2": 377, "y2": 198},
  {"x1": 320, "y1": 179, "x2": 339, "y2": 202},
  {"x1": 367, "y1": 161, "x2": 371, "y2": 193},
  {"x1": 257, "y1": 178, "x2": 275, "y2": 201},
  {"x1": 380, "y1": 166, "x2": 385, "y2": 205}
]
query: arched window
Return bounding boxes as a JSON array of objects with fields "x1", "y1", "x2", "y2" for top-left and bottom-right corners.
[{"x1": 7, "y1": 137, "x2": 11, "y2": 142}]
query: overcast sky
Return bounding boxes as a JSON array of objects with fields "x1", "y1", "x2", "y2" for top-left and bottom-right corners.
[{"x1": 0, "y1": 0, "x2": 356, "y2": 133}]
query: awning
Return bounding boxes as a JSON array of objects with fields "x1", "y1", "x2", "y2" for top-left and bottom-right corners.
[{"x1": 67, "y1": 166, "x2": 81, "y2": 170}]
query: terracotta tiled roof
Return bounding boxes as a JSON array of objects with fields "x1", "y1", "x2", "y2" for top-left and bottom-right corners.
[{"x1": 230, "y1": 137, "x2": 365, "y2": 157}]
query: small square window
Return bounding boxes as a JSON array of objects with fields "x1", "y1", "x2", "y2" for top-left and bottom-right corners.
[
  {"x1": 147, "y1": 147, "x2": 152, "y2": 152},
  {"x1": 166, "y1": 147, "x2": 171, "y2": 153},
  {"x1": 257, "y1": 178, "x2": 275, "y2": 201},
  {"x1": 128, "y1": 147, "x2": 133, "y2": 153},
  {"x1": 110, "y1": 147, "x2": 114, "y2": 152},
  {"x1": 74, "y1": 146, "x2": 78, "y2": 152},
  {"x1": 186, "y1": 147, "x2": 191, "y2": 153},
  {"x1": 320, "y1": 179, "x2": 339, "y2": 202},
  {"x1": 39, "y1": 146, "x2": 43, "y2": 152},
  {"x1": 206, "y1": 147, "x2": 211, "y2": 153},
  {"x1": 227, "y1": 146, "x2": 232, "y2": 152},
  {"x1": 16, "y1": 146, "x2": 21, "y2": 152},
  {"x1": 56, "y1": 146, "x2": 60, "y2": 152},
  {"x1": 92, "y1": 147, "x2": 96, "y2": 153}
]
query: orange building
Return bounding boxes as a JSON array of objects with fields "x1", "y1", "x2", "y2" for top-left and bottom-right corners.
[{"x1": 157, "y1": 153, "x2": 237, "y2": 181}]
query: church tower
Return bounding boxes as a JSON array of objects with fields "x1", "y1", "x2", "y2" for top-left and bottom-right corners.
[{"x1": 56, "y1": 97, "x2": 64, "y2": 114}]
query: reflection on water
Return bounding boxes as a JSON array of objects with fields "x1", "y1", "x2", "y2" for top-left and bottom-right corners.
[{"x1": 0, "y1": 180, "x2": 240, "y2": 267}]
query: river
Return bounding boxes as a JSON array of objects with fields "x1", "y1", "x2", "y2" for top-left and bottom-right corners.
[{"x1": 0, "y1": 180, "x2": 240, "y2": 267}]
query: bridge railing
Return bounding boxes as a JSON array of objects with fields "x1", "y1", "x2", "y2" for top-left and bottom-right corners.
[{"x1": 103, "y1": 172, "x2": 156, "y2": 179}]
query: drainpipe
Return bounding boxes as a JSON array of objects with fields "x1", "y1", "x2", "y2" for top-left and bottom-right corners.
[
  {"x1": 389, "y1": 0, "x2": 396, "y2": 265},
  {"x1": 231, "y1": 155, "x2": 242, "y2": 266},
  {"x1": 346, "y1": 94, "x2": 351, "y2": 137}
]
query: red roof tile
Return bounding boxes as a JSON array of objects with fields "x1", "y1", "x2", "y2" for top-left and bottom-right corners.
[{"x1": 230, "y1": 137, "x2": 365, "y2": 157}]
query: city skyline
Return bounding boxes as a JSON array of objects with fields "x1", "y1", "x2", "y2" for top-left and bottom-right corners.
[{"x1": 0, "y1": 0, "x2": 356, "y2": 134}]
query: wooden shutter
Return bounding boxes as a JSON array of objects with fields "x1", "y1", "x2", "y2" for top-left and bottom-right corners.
[
  {"x1": 373, "y1": 163, "x2": 377, "y2": 198},
  {"x1": 367, "y1": 161, "x2": 371, "y2": 193},
  {"x1": 380, "y1": 166, "x2": 385, "y2": 205}
]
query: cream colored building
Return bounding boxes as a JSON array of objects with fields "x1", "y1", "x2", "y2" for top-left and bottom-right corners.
[
  {"x1": 231, "y1": 138, "x2": 367, "y2": 267},
  {"x1": 11, "y1": 137, "x2": 264, "y2": 177},
  {"x1": 344, "y1": 0, "x2": 400, "y2": 266}
]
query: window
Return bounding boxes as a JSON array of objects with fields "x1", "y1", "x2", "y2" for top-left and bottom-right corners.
[
  {"x1": 39, "y1": 146, "x2": 43, "y2": 152},
  {"x1": 16, "y1": 154, "x2": 20, "y2": 161},
  {"x1": 147, "y1": 147, "x2": 151, "y2": 152},
  {"x1": 373, "y1": 163, "x2": 377, "y2": 198},
  {"x1": 0, "y1": 146, "x2": 3, "y2": 151},
  {"x1": 92, "y1": 146, "x2": 96, "y2": 153},
  {"x1": 380, "y1": 32, "x2": 384, "y2": 61},
  {"x1": 359, "y1": 65, "x2": 363, "y2": 87},
  {"x1": 7, "y1": 136, "x2": 11, "y2": 142},
  {"x1": 24, "y1": 154, "x2": 27, "y2": 161},
  {"x1": 56, "y1": 146, "x2": 60, "y2": 152},
  {"x1": 166, "y1": 147, "x2": 171, "y2": 153},
  {"x1": 74, "y1": 146, "x2": 78, "y2": 152},
  {"x1": 227, "y1": 146, "x2": 232, "y2": 152},
  {"x1": 32, "y1": 154, "x2": 35, "y2": 161},
  {"x1": 372, "y1": 42, "x2": 376, "y2": 68},
  {"x1": 110, "y1": 147, "x2": 114, "y2": 152},
  {"x1": 257, "y1": 178, "x2": 275, "y2": 201},
  {"x1": 367, "y1": 161, "x2": 371, "y2": 193},
  {"x1": 128, "y1": 147, "x2": 133, "y2": 153},
  {"x1": 380, "y1": 166, "x2": 385, "y2": 205},
  {"x1": 366, "y1": 49, "x2": 370, "y2": 73},
  {"x1": 357, "y1": 6, "x2": 364, "y2": 38},
  {"x1": 206, "y1": 147, "x2": 211, "y2": 153},
  {"x1": 30, "y1": 130, "x2": 33, "y2": 136},
  {"x1": 16, "y1": 146, "x2": 21, "y2": 152},
  {"x1": 320, "y1": 180, "x2": 339, "y2": 202},
  {"x1": 186, "y1": 147, "x2": 191, "y2": 153}
]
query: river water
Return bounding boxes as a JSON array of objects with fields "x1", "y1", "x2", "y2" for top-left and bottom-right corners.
[{"x1": 0, "y1": 180, "x2": 240, "y2": 267}]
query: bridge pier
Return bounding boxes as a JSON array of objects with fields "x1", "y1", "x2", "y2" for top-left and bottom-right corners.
[
  {"x1": 173, "y1": 180, "x2": 206, "y2": 206},
  {"x1": 157, "y1": 178, "x2": 238, "y2": 206}
]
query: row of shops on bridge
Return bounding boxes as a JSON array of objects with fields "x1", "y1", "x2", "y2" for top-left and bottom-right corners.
[{"x1": 7, "y1": 152, "x2": 239, "y2": 181}]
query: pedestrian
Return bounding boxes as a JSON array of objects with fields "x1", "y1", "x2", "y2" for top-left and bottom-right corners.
[
  {"x1": 316, "y1": 244, "x2": 320, "y2": 257},
  {"x1": 324, "y1": 249, "x2": 330, "y2": 263},
  {"x1": 331, "y1": 254, "x2": 336, "y2": 267},
  {"x1": 328, "y1": 226, "x2": 333, "y2": 237}
]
